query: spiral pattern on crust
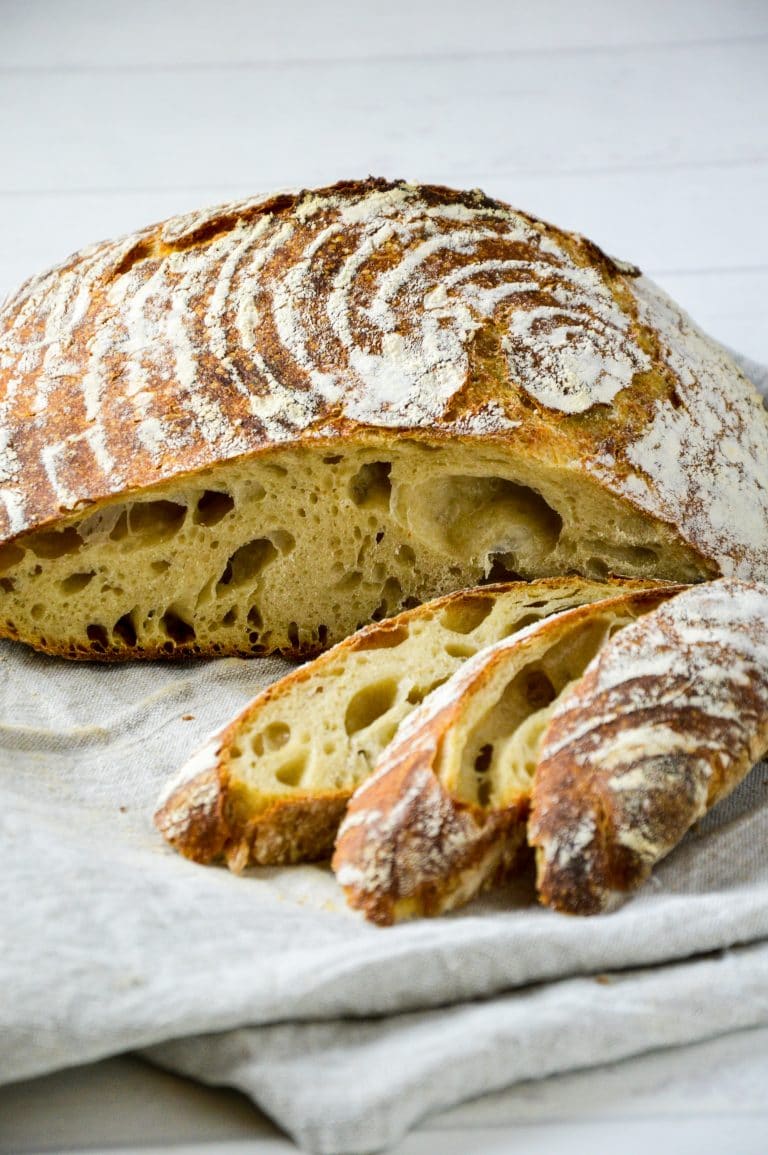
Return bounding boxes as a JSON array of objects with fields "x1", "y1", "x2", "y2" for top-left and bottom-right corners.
[{"x1": 0, "y1": 180, "x2": 644, "y2": 538}]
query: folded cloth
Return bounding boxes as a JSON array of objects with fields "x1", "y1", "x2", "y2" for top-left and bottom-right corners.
[{"x1": 2, "y1": 353, "x2": 767, "y2": 1154}]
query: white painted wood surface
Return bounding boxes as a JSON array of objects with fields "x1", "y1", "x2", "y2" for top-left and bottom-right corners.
[{"x1": 2, "y1": 2, "x2": 767, "y2": 1152}]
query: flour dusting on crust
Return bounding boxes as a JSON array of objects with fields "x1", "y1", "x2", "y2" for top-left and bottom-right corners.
[
  {"x1": 531, "y1": 579, "x2": 768, "y2": 913},
  {"x1": 1, "y1": 179, "x2": 766, "y2": 586}
]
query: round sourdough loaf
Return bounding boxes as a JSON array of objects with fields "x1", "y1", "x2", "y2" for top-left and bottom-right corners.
[{"x1": 0, "y1": 179, "x2": 766, "y2": 659}]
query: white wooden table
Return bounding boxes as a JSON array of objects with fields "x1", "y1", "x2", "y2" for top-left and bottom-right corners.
[{"x1": 2, "y1": 2, "x2": 767, "y2": 1152}]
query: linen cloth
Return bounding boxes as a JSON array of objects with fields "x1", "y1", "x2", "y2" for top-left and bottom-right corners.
[{"x1": 2, "y1": 354, "x2": 767, "y2": 1154}]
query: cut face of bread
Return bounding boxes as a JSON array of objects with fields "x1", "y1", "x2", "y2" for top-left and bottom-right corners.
[
  {"x1": 154, "y1": 577, "x2": 659, "y2": 867},
  {"x1": 530, "y1": 579, "x2": 768, "y2": 915},
  {"x1": 0, "y1": 442, "x2": 705, "y2": 659},
  {"x1": 2, "y1": 178, "x2": 766, "y2": 659},
  {"x1": 333, "y1": 585, "x2": 681, "y2": 925}
]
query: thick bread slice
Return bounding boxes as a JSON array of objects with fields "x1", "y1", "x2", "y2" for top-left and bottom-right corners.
[
  {"x1": 332, "y1": 585, "x2": 681, "y2": 924},
  {"x1": 155, "y1": 577, "x2": 657, "y2": 867},
  {"x1": 529, "y1": 579, "x2": 768, "y2": 915},
  {"x1": 1, "y1": 178, "x2": 766, "y2": 659}
]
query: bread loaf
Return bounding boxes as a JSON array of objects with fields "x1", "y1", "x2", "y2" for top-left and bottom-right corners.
[
  {"x1": 529, "y1": 579, "x2": 768, "y2": 914},
  {"x1": 332, "y1": 585, "x2": 680, "y2": 924},
  {"x1": 1, "y1": 179, "x2": 766, "y2": 659},
  {"x1": 155, "y1": 576, "x2": 656, "y2": 867}
]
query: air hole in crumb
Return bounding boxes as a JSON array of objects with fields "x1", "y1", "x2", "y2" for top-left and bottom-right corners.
[
  {"x1": 407, "y1": 676, "x2": 448, "y2": 705},
  {"x1": 440, "y1": 597, "x2": 493, "y2": 634},
  {"x1": 380, "y1": 576, "x2": 403, "y2": 613},
  {"x1": 482, "y1": 555, "x2": 522, "y2": 584},
  {"x1": 344, "y1": 679, "x2": 398, "y2": 735},
  {"x1": 252, "y1": 722, "x2": 291, "y2": 756},
  {"x1": 247, "y1": 605, "x2": 262, "y2": 630},
  {"x1": 0, "y1": 577, "x2": 14, "y2": 592},
  {"x1": 270, "y1": 529, "x2": 295, "y2": 554},
  {"x1": 129, "y1": 500, "x2": 186, "y2": 544},
  {"x1": 586, "y1": 557, "x2": 610, "y2": 579},
  {"x1": 218, "y1": 539, "x2": 277, "y2": 589},
  {"x1": 375, "y1": 531, "x2": 384, "y2": 544},
  {"x1": 624, "y1": 546, "x2": 659, "y2": 566},
  {"x1": 444, "y1": 641, "x2": 478, "y2": 659},
  {"x1": 222, "y1": 608, "x2": 238, "y2": 626},
  {"x1": 475, "y1": 743, "x2": 493, "y2": 775},
  {"x1": 317, "y1": 623, "x2": 329, "y2": 646},
  {"x1": 349, "y1": 461, "x2": 392, "y2": 508},
  {"x1": 377, "y1": 718, "x2": 400, "y2": 748},
  {"x1": 475, "y1": 744, "x2": 494, "y2": 807},
  {"x1": 323, "y1": 454, "x2": 342, "y2": 464},
  {"x1": 351, "y1": 623, "x2": 409, "y2": 652},
  {"x1": 524, "y1": 669, "x2": 556, "y2": 709},
  {"x1": 161, "y1": 610, "x2": 196, "y2": 644},
  {"x1": 194, "y1": 490, "x2": 235, "y2": 527},
  {"x1": 151, "y1": 559, "x2": 171, "y2": 574},
  {"x1": 502, "y1": 612, "x2": 540, "y2": 636},
  {"x1": 28, "y1": 527, "x2": 82, "y2": 559},
  {"x1": 336, "y1": 570, "x2": 363, "y2": 591},
  {"x1": 30, "y1": 603, "x2": 44, "y2": 620},
  {"x1": 60, "y1": 571, "x2": 96, "y2": 595},
  {"x1": 0, "y1": 542, "x2": 24, "y2": 573},
  {"x1": 109, "y1": 511, "x2": 129, "y2": 541},
  {"x1": 265, "y1": 722, "x2": 291, "y2": 748},
  {"x1": 114, "y1": 612, "x2": 138, "y2": 647},
  {"x1": 402, "y1": 596, "x2": 420, "y2": 610},
  {"x1": 396, "y1": 544, "x2": 416, "y2": 567},
  {"x1": 275, "y1": 753, "x2": 307, "y2": 788},
  {"x1": 87, "y1": 623, "x2": 109, "y2": 648},
  {"x1": 287, "y1": 621, "x2": 300, "y2": 648}
]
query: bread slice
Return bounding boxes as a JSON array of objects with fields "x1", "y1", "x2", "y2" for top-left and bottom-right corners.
[
  {"x1": 154, "y1": 577, "x2": 658, "y2": 868},
  {"x1": 1, "y1": 179, "x2": 766, "y2": 659},
  {"x1": 529, "y1": 579, "x2": 768, "y2": 915},
  {"x1": 332, "y1": 585, "x2": 681, "y2": 924}
]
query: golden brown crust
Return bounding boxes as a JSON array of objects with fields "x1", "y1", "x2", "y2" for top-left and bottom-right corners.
[
  {"x1": 153, "y1": 740, "x2": 351, "y2": 868},
  {"x1": 332, "y1": 742, "x2": 528, "y2": 926},
  {"x1": 154, "y1": 762, "x2": 232, "y2": 864},
  {"x1": 529, "y1": 579, "x2": 768, "y2": 915},
  {"x1": 1, "y1": 177, "x2": 765, "y2": 592},
  {"x1": 225, "y1": 792, "x2": 351, "y2": 870}
]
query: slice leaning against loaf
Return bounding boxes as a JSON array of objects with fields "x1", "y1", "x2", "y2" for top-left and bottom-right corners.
[
  {"x1": 529, "y1": 579, "x2": 768, "y2": 915},
  {"x1": 154, "y1": 576, "x2": 658, "y2": 868},
  {"x1": 1, "y1": 178, "x2": 767, "y2": 660},
  {"x1": 332, "y1": 585, "x2": 681, "y2": 925}
]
